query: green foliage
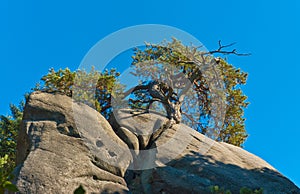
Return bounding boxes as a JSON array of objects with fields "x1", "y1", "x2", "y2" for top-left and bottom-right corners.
[
  {"x1": 210, "y1": 185, "x2": 263, "y2": 194},
  {"x1": 130, "y1": 39, "x2": 249, "y2": 146},
  {"x1": 39, "y1": 67, "x2": 75, "y2": 96},
  {"x1": 36, "y1": 67, "x2": 122, "y2": 119},
  {"x1": 216, "y1": 59, "x2": 249, "y2": 146},
  {"x1": 210, "y1": 185, "x2": 232, "y2": 194},
  {"x1": 0, "y1": 102, "x2": 23, "y2": 192}
]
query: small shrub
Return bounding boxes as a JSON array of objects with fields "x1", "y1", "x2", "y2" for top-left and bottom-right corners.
[{"x1": 210, "y1": 185, "x2": 232, "y2": 194}]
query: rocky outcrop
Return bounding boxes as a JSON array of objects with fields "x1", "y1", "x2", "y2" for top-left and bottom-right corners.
[
  {"x1": 15, "y1": 92, "x2": 300, "y2": 194},
  {"x1": 15, "y1": 92, "x2": 131, "y2": 193},
  {"x1": 113, "y1": 109, "x2": 300, "y2": 194}
]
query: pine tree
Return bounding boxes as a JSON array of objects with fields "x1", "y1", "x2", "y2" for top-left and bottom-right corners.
[{"x1": 121, "y1": 39, "x2": 249, "y2": 146}]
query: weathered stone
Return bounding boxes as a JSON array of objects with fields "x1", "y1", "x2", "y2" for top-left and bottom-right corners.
[
  {"x1": 113, "y1": 109, "x2": 300, "y2": 194},
  {"x1": 115, "y1": 127, "x2": 140, "y2": 153},
  {"x1": 72, "y1": 103, "x2": 132, "y2": 177},
  {"x1": 14, "y1": 92, "x2": 300, "y2": 194},
  {"x1": 15, "y1": 92, "x2": 131, "y2": 193},
  {"x1": 111, "y1": 109, "x2": 168, "y2": 149},
  {"x1": 138, "y1": 124, "x2": 300, "y2": 194}
]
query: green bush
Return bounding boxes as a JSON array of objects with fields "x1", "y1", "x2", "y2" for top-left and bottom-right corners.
[
  {"x1": 36, "y1": 67, "x2": 122, "y2": 119},
  {"x1": 210, "y1": 185, "x2": 232, "y2": 194}
]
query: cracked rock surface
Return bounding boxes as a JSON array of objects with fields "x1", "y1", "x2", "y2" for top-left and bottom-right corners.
[{"x1": 15, "y1": 92, "x2": 300, "y2": 194}]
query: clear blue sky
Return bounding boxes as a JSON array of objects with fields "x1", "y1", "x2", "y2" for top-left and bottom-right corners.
[{"x1": 1, "y1": 0, "x2": 299, "y2": 187}]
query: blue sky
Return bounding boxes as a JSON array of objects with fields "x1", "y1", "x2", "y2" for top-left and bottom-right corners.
[{"x1": 1, "y1": 0, "x2": 299, "y2": 187}]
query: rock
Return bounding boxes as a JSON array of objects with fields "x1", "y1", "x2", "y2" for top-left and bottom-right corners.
[
  {"x1": 148, "y1": 130, "x2": 300, "y2": 193},
  {"x1": 115, "y1": 127, "x2": 140, "y2": 153},
  {"x1": 113, "y1": 109, "x2": 300, "y2": 194},
  {"x1": 14, "y1": 92, "x2": 300, "y2": 194},
  {"x1": 15, "y1": 92, "x2": 131, "y2": 193},
  {"x1": 111, "y1": 109, "x2": 168, "y2": 150}
]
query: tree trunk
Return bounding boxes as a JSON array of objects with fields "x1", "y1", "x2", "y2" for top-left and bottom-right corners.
[{"x1": 165, "y1": 101, "x2": 182, "y2": 124}]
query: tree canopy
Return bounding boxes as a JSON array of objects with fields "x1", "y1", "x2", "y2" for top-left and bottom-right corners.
[
  {"x1": 36, "y1": 67, "x2": 122, "y2": 119},
  {"x1": 121, "y1": 39, "x2": 249, "y2": 146}
]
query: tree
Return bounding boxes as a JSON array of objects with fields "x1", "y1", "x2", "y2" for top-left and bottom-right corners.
[
  {"x1": 119, "y1": 39, "x2": 249, "y2": 146},
  {"x1": 0, "y1": 102, "x2": 23, "y2": 192},
  {"x1": 35, "y1": 39, "x2": 249, "y2": 147}
]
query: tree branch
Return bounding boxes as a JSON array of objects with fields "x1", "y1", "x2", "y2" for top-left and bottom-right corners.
[
  {"x1": 208, "y1": 40, "x2": 251, "y2": 56},
  {"x1": 182, "y1": 112, "x2": 201, "y2": 125},
  {"x1": 123, "y1": 84, "x2": 149, "y2": 97}
]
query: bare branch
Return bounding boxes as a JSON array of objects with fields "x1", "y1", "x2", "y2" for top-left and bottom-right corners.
[
  {"x1": 209, "y1": 40, "x2": 251, "y2": 56},
  {"x1": 218, "y1": 40, "x2": 236, "y2": 49}
]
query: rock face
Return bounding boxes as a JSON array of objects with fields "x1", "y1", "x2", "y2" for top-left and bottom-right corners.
[
  {"x1": 113, "y1": 109, "x2": 300, "y2": 194},
  {"x1": 15, "y1": 92, "x2": 300, "y2": 194},
  {"x1": 15, "y1": 92, "x2": 131, "y2": 194}
]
